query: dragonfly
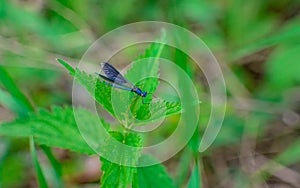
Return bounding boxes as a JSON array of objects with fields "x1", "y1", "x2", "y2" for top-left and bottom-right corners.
[{"x1": 95, "y1": 62, "x2": 149, "y2": 104}]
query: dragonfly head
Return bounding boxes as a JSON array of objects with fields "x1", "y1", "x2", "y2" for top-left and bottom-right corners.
[
  {"x1": 133, "y1": 87, "x2": 147, "y2": 97},
  {"x1": 141, "y1": 91, "x2": 147, "y2": 97}
]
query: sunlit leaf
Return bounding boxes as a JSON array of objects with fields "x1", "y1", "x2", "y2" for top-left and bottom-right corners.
[
  {"x1": 132, "y1": 155, "x2": 175, "y2": 188},
  {"x1": 0, "y1": 106, "x2": 109, "y2": 155},
  {"x1": 100, "y1": 132, "x2": 142, "y2": 188},
  {"x1": 56, "y1": 47, "x2": 182, "y2": 126}
]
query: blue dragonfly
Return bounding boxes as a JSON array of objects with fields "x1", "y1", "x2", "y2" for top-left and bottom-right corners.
[{"x1": 95, "y1": 62, "x2": 149, "y2": 104}]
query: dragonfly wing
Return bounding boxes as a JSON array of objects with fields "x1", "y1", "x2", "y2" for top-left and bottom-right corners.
[
  {"x1": 96, "y1": 73, "x2": 132, "y2": 91},
  {"x1": 100, "y1": 62, "x2": 134, "y2": 88}
]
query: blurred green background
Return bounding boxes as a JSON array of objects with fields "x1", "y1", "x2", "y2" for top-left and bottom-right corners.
[{"x1": 1, "y1": 0, "x2": 300, "y2": 187}]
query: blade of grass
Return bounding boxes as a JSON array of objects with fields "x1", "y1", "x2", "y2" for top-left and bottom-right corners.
[
  {"x1": 174, "y1": 148, "x2": 193, "y2": 187},
  {"x1": 230, "y1": 17, "x2": 300, "y2": 61},
  {"x1": 0, "y1": 67, "x2": 61, "y2": 187},
  {"x1": 0, "y1": 66, "x2": 34, "y2": 114},
  {"x1": 275, "y1": 138, "x2": 300, "y2": 167},
  {"x1": 0, "y1": 88, "x2": 28, "y2": 117},
  {"x1": 187, "y1": 159, "x2": 201, "y2": 188},
  {"x1": 30, "y1": 137, "x2": 48, "y2": 188},
  {"x1": 40, "y1": 145, "x2": 64, "y2": 188},
  {"x1": 0, "y1": 139, "x2": 9, "y2": 187}
]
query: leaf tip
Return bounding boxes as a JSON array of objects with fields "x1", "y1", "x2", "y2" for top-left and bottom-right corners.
[{"x1": 56, "y1": 58, "x2": 75, "y2": 75}]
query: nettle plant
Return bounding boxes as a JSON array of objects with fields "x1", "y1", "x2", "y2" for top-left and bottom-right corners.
[{"x1": 0, "y1": 42, "x2": 183, "y2": 187}]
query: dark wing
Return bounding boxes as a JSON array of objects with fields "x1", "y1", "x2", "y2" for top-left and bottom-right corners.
[
  {"x1": 95, "y1": 73, "x2": 132, "y2": 91},
  {"x1": 100, "y1": 62, "x2": 134, "y2": 88}
]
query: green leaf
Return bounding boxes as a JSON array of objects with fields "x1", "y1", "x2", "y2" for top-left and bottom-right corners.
[
  {"x1": 132, "y1": 101, "x2": 182, "y2": 126},
  {"x1": 275, "y1": 138, "x2": 300, "y2": 166},
  {"x1": 0, "y1": 106, "x2": 107, "y2": 155},
  {"x1": 187, "y1": 161, "x2": 201, "y2": 188},
  {"x1": 0, "y1": 66, "x2": 49, "y2": 187},
  {"x1": 125, "y1": 33, "x2": 166, "y2": 94},
  {"x1": 174, "y1": 148, "x2": 193, "y2": 187},
  {"x1": 265, "y1": 45, "x2": 300, "y2": 91},
  {"x1": 56, "y1": 45, "x2": 182, "y2": 126},
  {"x1": 124, "y1": 32, "x2": 165, "y2": 111},
  {"x1": 30, "y1": 138, "x2": 48, "y2": 188},
  {"x1": 3, "y1": 1, "x2": 68, "y2": 42},
  {"x1": 0, "y1": 88, "x2": 28, "y2": 117},
  {"x1": 0, "y1": 66, "x2": 33, "y2": 115},
  {"x1": 57, "y1": 58, "x2": 75, "y2": 75},
  {"x1": 231, "y1": 16, "x2": 300, "y2": 61},
  {"x1": 73, "y1": 68, "x2": 116, "y2": 116},
  {"x1": 132, "y1": 155, "x2": 175, "y2": 188},
  {"x1": 57, "y1": 58, "x2": 115, "y2": 116},
  {"x1": 100, "y1": 131, "x2": 142, "y2": 167},
  {"x1": 40, "y1": 145, "x2": 64, "y2": 188},
  {"x1": 100, "y1": 132, "x2": 142, "y2": 188},
  {"x1": 100, "y1": 160, "x2": 136, "y2": 188}
]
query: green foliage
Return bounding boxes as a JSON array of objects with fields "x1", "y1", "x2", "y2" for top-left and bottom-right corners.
[
  {"x1": 0, "y1": 106, "x2": 102, "y2": 155},
  {"x1": 57, "y1": 58, "x2": 75, "y2": 75},
  {"x1": 0, "y1": 150, "x2": 28, "y2": 188},
  {"x1": 132, "y1": 155, "x2": 175, "y2": 188},
  {"x1": 100, "y1": 160, "x2": 136, "y2": 188},
  {"x1": 174, "y1": 148, "x2": 193, "y2": 186},
  {"x1": 100, "y1": 132, "x2": 142, "y2": 188},
  {"x1": 30, "y1": 138, "x2": 48, "y2": 188},
  {"x1": 125, "y1": 34, "x2": 165, "y2": 94},
  {"x1": 1, "y1": 38, "x2": 183, "y2": 187},
  {"x1": 124, "y1": 38, "x2": 166, "y2": 121},
  {"x1": 231, "y1": 16, "x2": 300, "y2": 60},
  {"x1": 40, "y1": 145, "x2": 64, "y2": 188},
  {"x1": 187, "y1": 162, "x2": 201, "y2": 188},
  {"x1": 0, "y1": 67, "x2": 33, "y2": 115},
  {"x1": 265, "y1": 45, "x2": 300, "y2": 92},
  {"x1": 0, "y1": 66, "x2": 50, "y2": 187},
  {"x1": 57, "y1": 45, "x2": 181, "y2": 126},
  {"x1": 1, "y1": 39, "x2": 182, "y2": 187},
  {"x1": 1, "y1": 1, "x2": 300, "y2": 187},
  {"x1": 0, "y1": 88, "x2": 28, "y2": 117},
  {"x1": 275, "y1": 138, "x2": 300, "y2": 166},
  {"x1": 74, "y1": 68, "x2": 116, "y2": 116}
]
